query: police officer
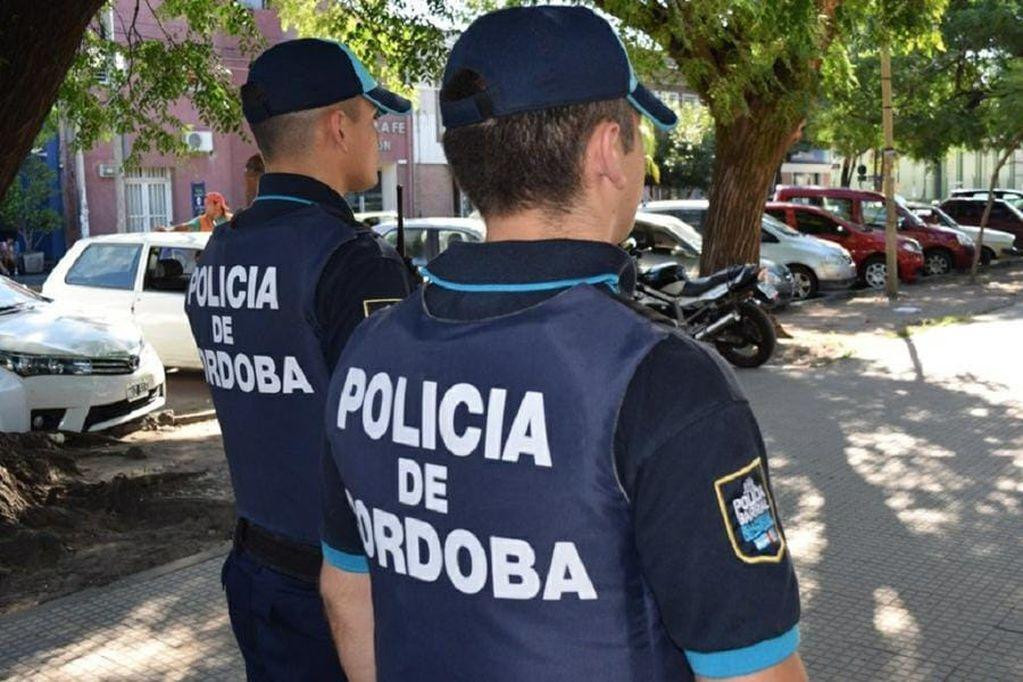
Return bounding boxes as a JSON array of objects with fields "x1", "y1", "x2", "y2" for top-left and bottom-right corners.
[
  {"x1": 185, "y1": 38, "x2": 414, "y2": 680},
  {"x1": 319, "y1": 6, "x2": 807, "y2": 682}
]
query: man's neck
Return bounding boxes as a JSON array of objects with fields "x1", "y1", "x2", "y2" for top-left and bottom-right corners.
[
  {"x1": 264, "y1": 161, "x2": 347, "y2": 197},
  {"x1": 484, "y1": 205, "x2": 618, "y2": 244}
]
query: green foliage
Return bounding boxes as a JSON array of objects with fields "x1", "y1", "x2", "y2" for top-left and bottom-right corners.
[
  {"x1": 58, "y1": 1, "x2": 262, "y2": 168},
  {"x1": 0, "y1": 156, "x2": 62, "y2": 252},
  {"x1": 274, "y1": 0, "x2": 454, "y2": 98},
  {"x1": 655, "y1": 104, "x2": 715, "y2": 195},
  {"x1": 808, "y1": 0, "x2": 1022, "y2": 164},
  {"x1": 55, "y1": 0, "x2": 456, "y2": 167}
]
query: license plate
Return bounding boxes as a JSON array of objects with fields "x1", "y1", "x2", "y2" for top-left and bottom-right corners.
[
  {"x1": 126, "y1": 381, "x2": 149, "y2": 402},
  {"x1": 758, "y1": 282, "x2": 778, "y2": 299}
]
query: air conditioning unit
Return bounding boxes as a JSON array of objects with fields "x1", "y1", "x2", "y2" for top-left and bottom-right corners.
[
  {"x1": 97, "y1": 163, "x2": 116, "y2": 178},
  {"x1": 184, "y1": 131, "x2": 214, "y2": 153}
]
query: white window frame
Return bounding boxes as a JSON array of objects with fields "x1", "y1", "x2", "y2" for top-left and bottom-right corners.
[{"x1": 125, "y1": 167, "x2": 173, "y2": 232}]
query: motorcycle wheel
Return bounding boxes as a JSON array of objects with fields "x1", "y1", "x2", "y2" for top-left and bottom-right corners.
[{"x1": 714, "y1": 302, "x2": 777, "y2": 368}]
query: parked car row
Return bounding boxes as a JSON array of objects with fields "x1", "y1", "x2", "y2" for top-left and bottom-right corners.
[
  {"x1": 16, "y1": 182, "x2": 1020, "y2": 433},
  {"x1": 643, "y1": 184, "x2": 1022, "y2": 295}
]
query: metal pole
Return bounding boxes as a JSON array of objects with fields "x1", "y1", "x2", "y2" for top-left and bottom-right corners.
[
  {"x1": 880, "y1": 41, "x2": 899, "y2": 301},
  {"x1": 396, "y1": 184, "x2": 405, "y2": 260}
]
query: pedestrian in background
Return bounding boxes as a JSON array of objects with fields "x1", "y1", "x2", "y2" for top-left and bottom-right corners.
[{"x1": 160, "y1": 191, "x2": 232, "y2": 232}]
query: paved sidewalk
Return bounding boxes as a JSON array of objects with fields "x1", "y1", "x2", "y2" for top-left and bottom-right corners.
[
  {"x1": 1, "y1": 304, "x2": 1021, "y2": 680},
  {"x1": 0, "y1": 549, "x2": 242, "y2": 680}
]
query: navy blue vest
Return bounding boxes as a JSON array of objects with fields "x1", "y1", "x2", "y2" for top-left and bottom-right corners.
[
  {"x1": 326, "y1": 284, "x2": 686, "y2": 680},
  {"x1": 186, "y1": 205, "x2": 359, "y2": 544}
]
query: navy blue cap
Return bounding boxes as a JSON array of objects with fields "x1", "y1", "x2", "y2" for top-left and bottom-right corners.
[
  {"x1": 441, "y1": 6, "x2": 678, "y2": 131},
  {"x1": 242, "y1": 38, "x2": 411, "y2": 124}
]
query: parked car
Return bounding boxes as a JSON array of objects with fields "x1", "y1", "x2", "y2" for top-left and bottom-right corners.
[
  {"x1": 773, "y1": 186, "x2": 975, "y2": 276},
  {"x1": 354, "y1": 210, "x2": 397, "y2": 228},
  {"x1": 938, "y1": 197, "x2": 1023, "y2": 249},
  {"x1": 43, "y1": 232, "x2": 208, "y2": 369},
  {"x1": 639, "y1": 199, "x2": 712, "y2": 230},
  {"x1": 949, "y1": 188, "x2": 1023, "y2": 201},
  {"x1": 629, "y1": 212, "x2": 797, "y2": 305},
  {"x1": 907, "y1": 202, "x2": 1018, "y2": 263},
  {"x1": 765, "y1": 202, "x2": 925, "y2": 289},
  {"x1": 374, "y1": 217, "x2": 485, "y2": 268},
  {"x1": 639, "y1": 200, "x2": 855, "y2": 299},
  {"x1": 0, "y1": 275, "x2": 165, "y2": 432}
]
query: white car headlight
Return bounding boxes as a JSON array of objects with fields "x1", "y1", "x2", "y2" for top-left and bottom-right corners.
[
  {"x1": 900, "y1": 240, "x2": 923, "y2": 253},
  {"x1": 956, "y1": 233, "x2": 974, "y2": 247},
  {"x1": 0, "y1": 350, "x2": 94, "y2": 377},
  {"x1": 823, "y1": 254, "x2": 847, "y2": 265}
]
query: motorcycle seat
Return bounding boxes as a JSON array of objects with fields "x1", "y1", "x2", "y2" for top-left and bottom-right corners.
[{"x1": 675, "y1": 265, "x2": 746, "y2": 297}]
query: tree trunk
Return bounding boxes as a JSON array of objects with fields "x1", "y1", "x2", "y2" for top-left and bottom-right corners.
[
  {"x1": 840, "y1": 155, "x2": 855, "y2": 188},
  {"x1": 0, "y1": 1, "x2": 104, "y2": 200},
  {"x1": 700, "y1": 108, "x2": 799, "y2": 275},
  {"x1": 969, "y1": 145, "x2": 1018, "y2": 283}
]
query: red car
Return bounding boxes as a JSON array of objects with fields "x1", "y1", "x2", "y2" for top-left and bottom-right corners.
[
  {"x1": 774, "y1": 186, "x2": 975, "y2": 276},
  {"x1": 765, "y1": 202, "x2": 925, "y2": 289}
]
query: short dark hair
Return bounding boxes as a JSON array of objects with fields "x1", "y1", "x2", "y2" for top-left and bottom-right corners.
[
  {"x1": 441, "y1": 72, "x2": 637, "y2": 217},
  {"x1": 246, "y1": 97, "x2": 364, "y2": 162}
]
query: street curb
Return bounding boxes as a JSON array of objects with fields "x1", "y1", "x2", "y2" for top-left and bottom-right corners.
[
  {"x1": 783, "y1": 257, "x2": 1023, "y2": 311},
  {"x1": 172, "y1": 409, "x2": 217, "y2": 426},
  {"x1": 0, "y1": 542, "x2": 232, "y2": 623}
]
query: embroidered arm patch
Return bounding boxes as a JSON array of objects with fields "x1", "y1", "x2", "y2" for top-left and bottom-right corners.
[
  {"x1": 362, "y1": 298, "x2": 402, "y2": 317},
  {"x1": 714, "y1": 458, "x2": 786, "y2": 564}
]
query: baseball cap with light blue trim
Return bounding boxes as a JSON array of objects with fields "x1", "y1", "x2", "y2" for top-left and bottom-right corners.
[
  {"x1": 441, "y1": 6, "x2": 678, "y2": 132},
  {"x1": 242, "y1": 38, "x2": 411, "y2": 125}
]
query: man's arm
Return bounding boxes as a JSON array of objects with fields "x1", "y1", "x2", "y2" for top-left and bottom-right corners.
[
  {"x1": 615, "y1": 337, "x2": 803, "y2": 680},
  {"x1": 320, "y1": 563, "x2": 375, "y2": 682},
  {"x1": 315, "y1": 235, "x2": 413, "y2": 372},
  {"x1": 320, "y1": 447, "x2": 376, "y2": 679},
  {"x1": 696, "y1": 653, "x2": 806, "y2": 682}
]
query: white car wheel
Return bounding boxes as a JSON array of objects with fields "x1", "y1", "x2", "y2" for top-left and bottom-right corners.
[{"x1": 864, "y1": 258, "x2": 887, "y2": 289}]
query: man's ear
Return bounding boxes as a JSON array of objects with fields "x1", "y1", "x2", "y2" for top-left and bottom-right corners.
[
  {"x1": 586, "y1": 120, "x2": 627, "y2": 190},
  {"x1": 325, "y1": 106, "x2": 350, "y2": 152}
]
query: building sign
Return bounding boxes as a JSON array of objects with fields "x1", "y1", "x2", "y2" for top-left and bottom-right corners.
[
  {"x1": 191, "y1": 182, "x2": 206, "y2": 217},
  {"x1": 376, "y1": 116, "x2": 410, "y2": 162}
]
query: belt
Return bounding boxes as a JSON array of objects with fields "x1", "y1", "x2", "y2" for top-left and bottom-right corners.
[{"x1": 233, "y1": 518, "x2": 322, "y2": 583}]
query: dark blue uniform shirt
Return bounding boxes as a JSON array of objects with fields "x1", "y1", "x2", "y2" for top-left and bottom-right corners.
[
  {"x1": 322, "y1": 239, "x2": 800, "y2": 678},
  {"x1": 187, "y1": 172, "x2": 412, "y2": 546}
]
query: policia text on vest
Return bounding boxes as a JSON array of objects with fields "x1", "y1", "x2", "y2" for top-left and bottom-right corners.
[
  {"x1": 335, "y1": 366, "x2": 598, "y2": 601},
  {"x1": 187, "y1": 264, "x2": 314, "y2": 394}
]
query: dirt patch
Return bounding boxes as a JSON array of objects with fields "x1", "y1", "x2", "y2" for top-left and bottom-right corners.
[{"x1": 0, "y1": 422, "x2": 232, "y2": 615}]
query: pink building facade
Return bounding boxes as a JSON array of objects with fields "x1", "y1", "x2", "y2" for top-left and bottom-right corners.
[{"x1": 67, "y1": 1, "x2": 414, "y2": 240}]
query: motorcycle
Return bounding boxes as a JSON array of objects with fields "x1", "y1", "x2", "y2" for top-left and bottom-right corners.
[{"x1": 634, "y1": 261, "x2": 778, "y2": 368}]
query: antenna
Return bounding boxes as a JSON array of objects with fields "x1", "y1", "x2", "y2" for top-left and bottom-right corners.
[{"x1": 396, "y1": 184, "x2": 406, "y2": 260}]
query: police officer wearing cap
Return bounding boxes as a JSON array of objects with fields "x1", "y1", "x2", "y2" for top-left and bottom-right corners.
[
  {"x1": 320, "y1": 6, "x2": 807, "y2": 682},
  {"x1": 184, "y1": 38, "x2": 414, "y2": 680}
]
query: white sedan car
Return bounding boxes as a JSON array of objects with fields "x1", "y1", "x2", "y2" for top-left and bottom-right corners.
[
  {"x1": 43, "y1": 232, "x2": 208, "y2": 369},
  {"x1": 0, "y1": 276, "x2": 165, "y2": 432},
  {"x1": 643, "y1": 199, "x2": 857, "y2": 299}
]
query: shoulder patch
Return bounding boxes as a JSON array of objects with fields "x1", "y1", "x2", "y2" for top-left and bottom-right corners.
[
  {"x1": 714, "y1": 457, "x2": 786, "y2": 564},
  {"x1": 363, "y1": 298, "x2": 402, "y2": 317}
]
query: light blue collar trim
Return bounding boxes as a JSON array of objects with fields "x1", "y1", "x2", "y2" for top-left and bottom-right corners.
[
  {"x1": 419, "y1": 268, "x2": 621, "y2": 294},
  {"x1": 253, "y1": 194, "x2": 315, "y2": 206}
]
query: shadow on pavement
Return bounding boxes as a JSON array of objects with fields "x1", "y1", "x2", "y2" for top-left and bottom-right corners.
[{"x1": 743, "y1": 354, "x2": 1022, "y2": 680}]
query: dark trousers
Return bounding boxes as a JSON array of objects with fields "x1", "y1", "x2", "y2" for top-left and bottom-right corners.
[{"x1": 222, "y1": 549, "x2": 347, "y2": 681}]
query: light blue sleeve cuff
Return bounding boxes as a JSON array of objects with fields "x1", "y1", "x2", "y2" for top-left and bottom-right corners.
[
  {"x1": 321, "y1": 541, "x2": 370, "y2": 574},
  {"x1": 685, "y1": 626, "x2": 799, "y2": 678}
]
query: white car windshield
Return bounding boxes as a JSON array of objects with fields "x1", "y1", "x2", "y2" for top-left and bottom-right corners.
[{"x1": 0, "y1": 276, "x2": 45, "y2": 310}]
